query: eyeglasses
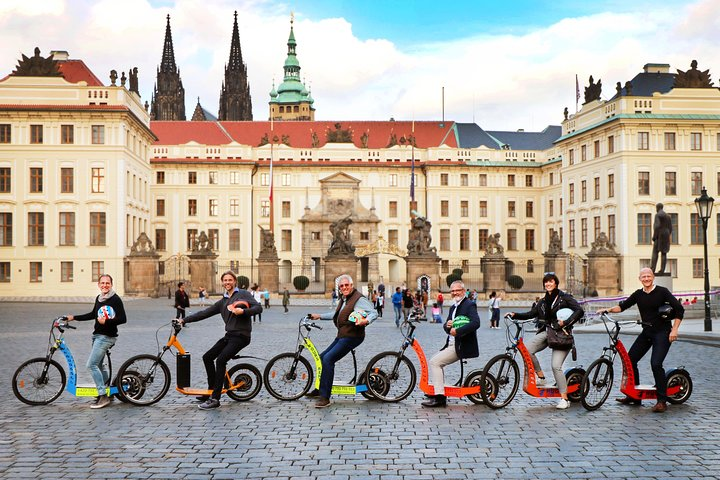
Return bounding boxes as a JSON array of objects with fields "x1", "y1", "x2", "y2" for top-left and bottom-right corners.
[
  {"x1": 339, "y1": 283, "x2": 352, "y2": 288},
  {"x1": 450, "y1": 289, "x2": 464, "y2": 293}
]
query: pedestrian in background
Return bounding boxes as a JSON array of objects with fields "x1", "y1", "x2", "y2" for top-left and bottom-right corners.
[
  {"x1": 282, "y1": 287, "x2": 290, "y2": 314},
  {"x1": 263, "y1": 289, "x2": 270, "y2": 309},
  {"x1": 488, "y1": 291, "x2": 501, "y2": 329},
  {"x1": 392, "y1": 287, "x2": 403, "y2": 327},
  {"x1": 251, "y1": 284, "x2": 263, "y2": 323},
  {"x1": 436, "y1": 291, "x2": 444, "y2": 314},
  {"x1": 174, "y1": 282, "x2": 190, "y2": 319},
  {"x1": 198, "y1": 287, "x2": 207, "y2": 306}
]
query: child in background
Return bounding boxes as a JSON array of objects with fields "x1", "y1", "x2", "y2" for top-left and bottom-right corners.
[{"x1": 431, "y1": 303, "x2": 442, "y2": 323}]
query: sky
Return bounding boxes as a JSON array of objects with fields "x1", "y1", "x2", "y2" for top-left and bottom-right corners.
[{"x1": 1, "y1": 0, "x2": 719, "y2": 131}]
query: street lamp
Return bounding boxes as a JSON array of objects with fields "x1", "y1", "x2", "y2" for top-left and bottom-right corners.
[{"x1": 694, "y1": 187, "x2": 714, "y2": 332}]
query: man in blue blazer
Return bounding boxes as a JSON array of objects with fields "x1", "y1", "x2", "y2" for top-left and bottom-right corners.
[{"x1": 422, "y1": 280, "x2": 481, "y2": 407}]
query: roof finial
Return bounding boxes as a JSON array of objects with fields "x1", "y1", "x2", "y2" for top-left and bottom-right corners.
[{"x1": 291, "y1": 11, "x2": 294, "y2": 25}]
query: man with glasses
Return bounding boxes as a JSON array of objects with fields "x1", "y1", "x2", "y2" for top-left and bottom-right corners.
[
  {"x1": 308, "y1": 274, "x2": 377, "y2": 408},
  {"x1": 422, "y1": 280, "x2": 480, "y2": 408}
]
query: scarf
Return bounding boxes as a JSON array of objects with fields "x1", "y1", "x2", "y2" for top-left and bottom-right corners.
[{"x1": 98, "y1": 288, "x2": 116, "y2": 303}]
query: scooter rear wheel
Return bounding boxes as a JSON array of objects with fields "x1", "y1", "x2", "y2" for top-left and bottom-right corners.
[
  {"x1": 226, "y1": 363, "x2": 262, "y2": 401},
  {"x1": 666, "y1": 369, "x2": 693, "y2": 404}
]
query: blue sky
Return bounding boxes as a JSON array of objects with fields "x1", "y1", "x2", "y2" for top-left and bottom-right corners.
[{"x1": 1, "y1": 0, "x2": 717, "y2": 129}]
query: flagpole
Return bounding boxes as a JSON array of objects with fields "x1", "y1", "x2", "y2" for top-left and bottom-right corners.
[{"x1": 269, "y1": 118, "x2": 274, "y2": 234}]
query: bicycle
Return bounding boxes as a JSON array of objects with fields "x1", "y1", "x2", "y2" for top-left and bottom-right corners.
[
  {"x1": 580, "y1": 312, "x2": 693, "y2": 411},
  {"x1": 13, "y1": 317, "x2": 124, "y2": 405},
  {"x1": 363, "y1": 313, "x2": 489, "y2": 404},
  {"x1": 263, "y1": 315, "x2": 378, "y2": 400},
  {"x1": 480, "y1": 315, "x2": 585, "y2": 409},
  {"x1": 115, "y1": 318, "x2": 263, "y2": 405}
]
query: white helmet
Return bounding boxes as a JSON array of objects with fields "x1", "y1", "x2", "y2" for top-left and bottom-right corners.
[{"x1": 556, "y1": 308, "x2": 574, "y2": 322}]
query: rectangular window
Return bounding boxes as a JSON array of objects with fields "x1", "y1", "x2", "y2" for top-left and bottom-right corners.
[
  {"x1": 693, "y1": 258, "x2": 703, "y2": 278},
  {"x1": 281, "y1": 173, "x2": 291, "y2": 186},
  {"x1": 440, "y1": 174, "x2": 448, "y2": 186},
  {"x1": 155, "y1": 229, "x2": 166, "y2": 251},
  {"x1": 208, "y1": 229, "x2": 219, "y2": 250},
  {"x1": 388, "y1": 229, "x2": 398, "y2": 246},
  {"x1": 594, "y1": 177, "x2": 600, "y2": 200},
  {"x1": 282, "y1": 201, "x2": 291, "y2": 218},
  {"x1": 30, "y1": 167, "x2": 43, "y2": 193},
  {"x1": 0, "y1": 124, "x2": 10, "y2": 143},
  {"x1": 690, "y1": 213, "x2": 702, "y2": 244},
  {"x1": 525, "y1": 175, "x2": 533, "y2": 187},
  {"x1": 441, "y1": 260, "x2": 449, "y2": 274},
  {"x1": 665, "y1": 172, "x2": 677, "y2": 196},
  {"x1": 188, "y1": 172, "x2": 197, "y2": 184},
  {"x1": 460, "y1": 174, "x2": 468, "y2": 186},
  {"x1": 440, "y1": 229, "x2": 450, "y2": 251},
  {"x1": 90, "y1": 212, "x2": 106, "y2": 246},
  {"x1": 30, "y1": 125, "x2": 43, "y2": 144},
  {"x1": 311, "y1": 231, "x2": 321, "y2": 241},
  {"x1": 91, "y1": 167, "x2": 105, "y2": 193},
  {"x1": 549, "y1": 199, "x2": 554, "y2": 217},
  {"x1": 594, "y1": 140, "x2": 600, "y2": 158},
  {"x1": 525, "y1": 229, "x2": 535, "y2": 250},
  {"x1": 208, "y1": 171, "x2": 217, "y2": 184},
  {"x1": 638, "y1": 131, "x2": 649, "y2": 150},
  {"x1": 230, "y1": 172, "x2": 240, "y2": 184},
  {"x1": 389, "y1": 174, "x2": 397, "y2": 187},
  {"x1": 508, "y1": 174, "x2": 515, "y2": 187},
  {"x1": 156, "y1": 199, "x2": 165, "y2": 216},
  {"x1": 230, "y1": 199, "x2": 240, "y2": 216},
  {"x1": 459, "y1": 229, "x2": 470, "y2": 251},
  {"x1": 581, "y1": 145, "x2": 587, "y2": 161},
  {"x1": 608, "y1": 215, "x2": 616, "y2": 245},
  {"x1": 281, "y1": 229, "x2": 292, "y2": 251},
  {"x1": 581, "y1": 180, "x2": 587, "y2": 202},
  {"x1": 60, "y1": 168, "x2": 73, "y2": 193},
  {"x1": 549, "y1": 173, "x2": 554, "y2": 185},
  {"x1": 188, "y1": 199, "x2": 197, "y2": 216},
  {"x1": 581, "y1": 218, "x2": 588, "y2": 247},
  {"x1": 186, "y1": 229, "x2": 198, "y2": 251},
  {"x1": 229, "y1": 229, "x2": 240, "y2": 251},
  {"x1": 58, "y1": 212, "x2": 75, "y2": 246},
  {"x1": 91, "y1": 125, "x2": 105, "y2": 144},
  {"x1": 664, "y1": 132, "x2": 676, "y2": 150},
  {"x1": 478, "y1": 174, "x2": 487, "y2": 187},
  {"x1": 525, "y1": 201, "x2": 533, "y2": 218},
  {"x1": 594, "y1": 216, "x2": 601, "y2": 241},
  {"x1": 0, "y1": 212, "x2": 11, "y2": 246},
  {"x1": 389, "y1": 201, "x2": 397, "y2": 218},
  {"x1": 637, "y1": 213, "x2": 652, "y2": 244},
  {"x1": 569, "y1": 183, "x2": 575, "y2": 204},
  {"x1": 440, "y1": 200, "x2": 449, "y2": 217},
  {"x1": 691, "y1": 172, "x2": 703, "y2": 196},
  {"x1": 568, "y1": 220, "x2": 575, "y2": 247},
  {"x1": 30, "y1": 262, "x2": 42, "y2": 282},
  {"x1": 478, "y1": 229, "x2": 488, "y2": 250},
  {"x1": 60, "y1": 261, "x2": 73, "y2": 282},
  {"x1": 61, "y1": 125, "x2": 74, "y2": 144},
  {"x1": 156, "y1": 171, "x2": 165, "y2": 184},
  {"x1": 569, "y1": 149, "x2": 574, "y2": 165},
  {"x1": 260, "y1": 200, "x2": 269, "y2": 217},
  {"x1": 460, "y1": 200, "x2": 469, "y2": 217},
  {"x1": 638, "y1": 172, "x2": 650, "y2": 195},
  {"x1": 608, "y1": 174, "x2": 615, "y2": 198},
  {"x1": 670, "y1": 213, "x2": 678, "y2": 244},
  {"x1": 28, "y1": 212, "x2": 44, "y2": 246},
  {"x1": 691, "y1": 132, "x2": 702, "y2": 150},
  {"x1": 479, "y1": 201, "x2": 487, "y2": 217},
  {"x1": 608, "y1": 135, "x2": 614, "y2": 154},
  {"x1": 209, "y1": 199, "x2": 218, "y2": 216},
  {"x1": 718, "y1": 213, "x2": 720, "y2": 244},
  {"x1": 507, "y1": 229, "x2": 517, "y2": 250},
  {"x1": 91, "y1": 261, "x2": 104, "y2": 282},
  {"x1": 508, "y1": 201, "x2": 516, "y2": 217},
  {"x1": 0, "y1": 262, "x2": 9, "y2": 282},
  {"x1": 0, "y1": 167, "x2": 9, "y2": 193}
]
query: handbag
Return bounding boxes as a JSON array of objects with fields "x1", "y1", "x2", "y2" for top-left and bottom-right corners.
[{"x1": 546, "y1": 325, "x2": 574, "y2": 350}]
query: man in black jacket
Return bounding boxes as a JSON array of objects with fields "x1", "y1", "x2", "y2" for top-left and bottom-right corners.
[
  {"x1": 422, "y1": 280, "x2": 480, "y2": 408},
  {"x1": 174, "y1": 282, "x2": 190, "y2": 319}
]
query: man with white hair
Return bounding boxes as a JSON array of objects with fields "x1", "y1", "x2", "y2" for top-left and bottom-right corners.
[{"x1": 308, "y1": 274, "x2": 377, "y2": 408}]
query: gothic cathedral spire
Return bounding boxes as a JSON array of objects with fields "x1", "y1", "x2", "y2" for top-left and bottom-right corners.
[
  {"x1": 151, "y1": 15, "x2": 186, "y2": 120},
  {"x1": 218, "y1": 11, "x2": 253, "y2": 121}
]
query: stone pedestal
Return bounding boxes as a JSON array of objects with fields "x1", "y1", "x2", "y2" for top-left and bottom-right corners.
[
  {"x1": 189, "y1": 255, "x2": 218, "y2": 294},
  {"x1": 482, "y1": 256, "x2": 507, "y2": 293},
  {"x1": 543, "y1": 253, "x2": 568, "y2": 281},
  {"x1": 405, "y1": 255, "x2": 440, "y2": 293},
  {"x1": 124, "y1": 255, "x2": 160, "y2": 297},
  {"x1": 257, "y1": 256, "x2": 279, "y2": 293},
  {"x1": 654, "y1": 273, "x2": 673, "y2": 291},
  {"x1": 586, "y1": 253, "x2": 621, "y2": 297},
  {"x1": 325, "y1": 256, "x2": 358, "y2": 293}
]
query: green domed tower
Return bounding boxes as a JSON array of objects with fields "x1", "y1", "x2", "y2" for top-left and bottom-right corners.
[{"x1": 269, "y1": 14, "x2": 315, "y2": 121}]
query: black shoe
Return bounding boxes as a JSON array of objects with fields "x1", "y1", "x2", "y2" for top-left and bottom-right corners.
[
  {"x1": 194, "y1": 395, "x2": 210, "y2": 403},
  {"x1": 421, "y1": 395, "x2": 447, "y2": 408},
  {"x1": 198, "y1": 398, "x2": 220, "y2": 410},
  {"x1": 615, "y1": 396, "x2": 642, "y2": 405},
  {"x1": 306, "y1": 389, "x2": 320, "y2": 398}
]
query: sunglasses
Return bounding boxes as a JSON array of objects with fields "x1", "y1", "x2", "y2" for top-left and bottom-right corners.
[{"x1": 339, "y1": 284, "x2": 352, "y2": 288}]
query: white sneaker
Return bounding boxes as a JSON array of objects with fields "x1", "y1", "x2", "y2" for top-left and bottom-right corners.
[
  {"x1": 556, "y1": 398, "x2": 570, "y2": 409},
  {"x1": 536, "y1": 376, "x2": 546, "y2": 386}
]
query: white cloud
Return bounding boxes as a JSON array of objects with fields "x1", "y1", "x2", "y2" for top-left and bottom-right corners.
[{"x1": 0, "y1": 0, "x2": 718, "y2": 130}]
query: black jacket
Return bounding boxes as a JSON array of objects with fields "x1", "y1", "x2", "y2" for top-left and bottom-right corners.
[
  {"x1": 184, "y1": 289, "x2": 262, "y2": 338},
  {"x1": 442, "y1": 297, "x2": 481, "y2": 358},
  {"x1": 514, "y1": 289, "x2": 583, "y2": 332},
  {"x1": 74, "y1": 293, "x2": 127, "y2": 337}
]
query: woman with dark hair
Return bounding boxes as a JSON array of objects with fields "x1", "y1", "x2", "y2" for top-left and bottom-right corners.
[
  {"x1": 508, "y1": 272, "x2": 583, "y2": 409},
  {"x1": 179, "y1": 271, "x2": 262, "y2": 409}
]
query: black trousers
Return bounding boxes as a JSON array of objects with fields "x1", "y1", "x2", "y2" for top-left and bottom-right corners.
[
  {"x1": 202, "y1": 333, "x2": 251, "y2": 399},
  {"x1": 627, "y1": 328, "x2": 672, "y2": 402}
]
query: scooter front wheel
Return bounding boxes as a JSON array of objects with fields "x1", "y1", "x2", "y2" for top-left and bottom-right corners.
[
  {"x1": 13, "y1": 358, "x2": 66, "y2": 405},
  {"x1": 226, "y1": 363, "x2": 262, "y2": 401},
  {"x1": 116, "y1": 354, "x2": 171, "y2": 406},
  {"x1": 263, "y1": 353, "x2": 313, "y2": 400},
  {"x1": 580, "y1": 358, "x2": 614, "y2": 411},
  {"x1": 480, "y1": 354, "x2": 519, "y2": 409}
]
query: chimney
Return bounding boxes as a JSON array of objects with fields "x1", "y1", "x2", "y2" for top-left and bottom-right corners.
[
  {"x1": 50, "y1": 50, "x2": 69, "y2": 61},
  {"x1": 643, "y1": 63, "x2": 670, "y2": 74}
]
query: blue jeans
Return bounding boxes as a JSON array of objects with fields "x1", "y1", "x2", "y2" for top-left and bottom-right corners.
[
  {"x1": 318, "y1": 336, "x2": 364, "y2": 399},
  {"x1": 87, "y1": 334, "x2": 117, "y2": 396},
  {"x1": 393, "y1": 304, "x2": 402, "y2": 325},
  {"x1": 627, "y1": 328, "x2": 672, "y2": 402}
]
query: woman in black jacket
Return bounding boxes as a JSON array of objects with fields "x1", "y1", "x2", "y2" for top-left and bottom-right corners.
[{"x1": 509, "y1": 272, "x2": 583, "y2": 409}]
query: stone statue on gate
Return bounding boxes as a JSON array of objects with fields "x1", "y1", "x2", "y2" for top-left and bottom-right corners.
[
  {"x1": 546, "y1": 230, "x2": 563, "y2": 255},
  {"x1": 327, "y1": 215, "x2": 355, "y2": 256},
  {"x1": 485, "y1": 233, "x2": 504, "y2": 257},
  {"x1": 258, "y1": 226, "x2": 278, "y2": 258},
  {"x1": 129, "y1": 232, "x2": 157, "y2": 256},
  {"x1": 407, "y1": 214, "x2": 436, "y2": 256},
  {"x1": 651, "y1": 203, "x2": 672, "y2": 274},
  {"x1": 589, "y1": 232, "x2": 616, "y2": 255},
  {"x1": 192, "y1": 231, "x2": 213, "y2": 254}
]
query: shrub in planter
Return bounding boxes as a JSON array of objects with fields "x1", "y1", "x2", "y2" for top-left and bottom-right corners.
[
  {"x1": 452, "y1": 268, "x2": 464, "y2": 278},
  {"x1": 507, "y1": 275, "x2": 524, "y2": 290},
  {"x1": 293, "y1": 275, "x2": 310, "y2": 291},
  {"x1": 446, "y1": 273, "x2": 462, "y2": 288}
]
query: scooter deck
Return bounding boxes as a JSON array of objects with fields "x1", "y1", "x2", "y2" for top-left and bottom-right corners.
[
  {"x1": 68, "y1": 383, "x2": 120, "y2": 397},
  {"x1": 331, "y1": 382, "x2": 368, "y2": 395}
]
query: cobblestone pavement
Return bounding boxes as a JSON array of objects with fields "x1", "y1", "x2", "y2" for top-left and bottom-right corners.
[{"x1": 1, "y1": 299, "x2": 719, "y2": 479}]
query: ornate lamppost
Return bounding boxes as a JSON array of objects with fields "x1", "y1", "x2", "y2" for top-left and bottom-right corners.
[{"x1": 694, "y1": 187, "x2": 714, "y2": 332}]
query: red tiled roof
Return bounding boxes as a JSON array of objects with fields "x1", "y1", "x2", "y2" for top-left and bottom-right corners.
[
  {"x1": 151, "y1": 121, "x2": 233, "y2": 145},
  {"x1": 217, "y1": 121, "x2": 458, "y2": 149},
  {"x1": 57, "y1": 60, "x2": 104, "y2": 86}
]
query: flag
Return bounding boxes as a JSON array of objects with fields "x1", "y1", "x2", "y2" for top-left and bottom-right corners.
[{"x1": 575, "y1": 74, "x2": 580, "y2": 104}]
